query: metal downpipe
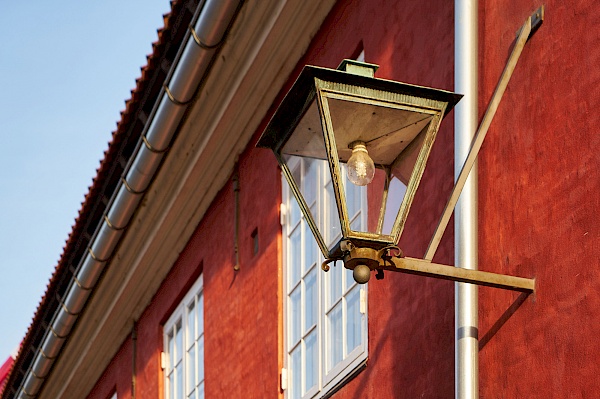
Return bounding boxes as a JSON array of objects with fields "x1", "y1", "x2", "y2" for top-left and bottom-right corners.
[
  {"x1": 16, "y1": 1, "x2": 242, "y2": 397},
  {"x1": 455, "y1": 0, "x2": 479, "y2": 398}
]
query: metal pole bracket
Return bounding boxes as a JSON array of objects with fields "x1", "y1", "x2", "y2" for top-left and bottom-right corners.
[{"x1": 519, "y1": 6, "x2": 544, "y2": 41}]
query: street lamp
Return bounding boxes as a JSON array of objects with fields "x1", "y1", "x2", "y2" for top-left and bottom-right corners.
[{"x1": 258, "y1": 60, "x2": 534, "y2": 293}]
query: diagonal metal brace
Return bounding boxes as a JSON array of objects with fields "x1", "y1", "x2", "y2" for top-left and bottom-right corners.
[{"x1": 424, "y1": 6, "x2": 544, "y2": 262}]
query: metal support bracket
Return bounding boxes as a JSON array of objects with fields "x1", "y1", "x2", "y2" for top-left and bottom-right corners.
[
  {"x1": 329, "y1": 239, "x2": 535, "y2": 292},
  {"x1": 379, "y1": 256, "x2": 534, "y2": 293},
  {"x1": 360, "y1": 7, "x2": 544, "y2": 292},
  {"x1": 425, "y1": 6, "x2": 544, "y2": 262}
]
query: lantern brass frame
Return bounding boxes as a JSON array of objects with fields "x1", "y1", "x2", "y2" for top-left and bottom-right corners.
[{"x1": 259, "y1": 8, "x2": 541, "y2": 293}]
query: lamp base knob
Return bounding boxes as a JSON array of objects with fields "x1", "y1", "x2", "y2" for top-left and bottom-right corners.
[{"x1": 353, "y1": 264, "x2": 372, "y2": 284}]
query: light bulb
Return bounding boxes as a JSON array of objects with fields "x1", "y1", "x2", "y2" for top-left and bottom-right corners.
[{"x1": 347, "y1": 141, "x2": 375, "y2": 186}]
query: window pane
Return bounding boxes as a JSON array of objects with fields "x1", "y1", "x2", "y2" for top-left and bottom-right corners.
[
  {"x1": 325, "y1": 180, "x2": 341, "y2": 248},
  {"x1": 187, "y1": 305, "x2": 195, "y2": 349},
  {"x1": 345, "y1": 173, "x2": 364, "y2": 221},
  {"x1": 290, "y1": 348, "x2": 301, "y2": 399},
  {"x1": 289, "y1": 164, "x2": 302, "y2": 227},
  {"x1": 304, "y1": 221, "x2": 317, "y2": 273},
  {"x1": 168, "y1": 333, "x2": 175, "y2": 373},
  {"x1": 197, "y1": 295, "x2": 203, "y2": 338},
  {"x1": 304, "y1": 268, "x2": 317, "y2": 331},
  {"x1": 198, "y1": 337, "x2": 205, "y2": 383},
  {"x1": 187, "y1": 345, "x2": 196, "y2": 395},
  {"x1": 346, "y1": 286, "x2": 361, "y2": 355},
  {"x1": 169, "y1": 370, "x2": 175, "y2": 399},
  {"x1": 176, "y1": 363, "x2": 183, "y2": 399},
  {"x1": 327, "y1": 266, "x2": 342, "y2": 310},
  {"x1": 290, "y1": 287, "x2": 301, "y2": 345},
  {"x1": 344, "y1": 267, "x2": 355, "y2": 292},
  {"x1": 350, "y1": 211, "x2": 363, "y2": 233},
  {"x1": 290, "y1": 227, "x2": 302, "y2": 285},
  {"x1": 327, "y1": 304, "x2": 343, "y2": 371},
  {"x1": 303, "y1": 158, "x2": 318, "y2": 206},
  {"x1": 176, "y1": 323, "x2": 183, "y2": 362},
  {"x1": 304, "y1": 330, "x2": 317, "y2": 393},
  {"x1": 198, "y1": 382, "x2": 204, "y2": 399}
]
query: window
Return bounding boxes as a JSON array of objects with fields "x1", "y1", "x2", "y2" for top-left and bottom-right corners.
[
  {"x1": 164, "y1": 275, "x2": 204, "y2": 399},
  {"x1": 282, "y1": 157, "x2": 368, "y2": 399}
]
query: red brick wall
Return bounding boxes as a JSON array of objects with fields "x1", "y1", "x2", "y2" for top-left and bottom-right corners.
[
  {"x1": 478, "y1": 0, "x2": 600, "y2": 397},
  {"x1": 87, "y1": 337, "x2": 132, "y2": 399}
]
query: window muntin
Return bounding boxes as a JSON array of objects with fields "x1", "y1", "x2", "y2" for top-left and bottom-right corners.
[
  {"x1": 283, "y1": 157, "x2": 368, "y2": 399},
  {"x1": 164, "y1": 276, "x2": 204, "y2": 399}
]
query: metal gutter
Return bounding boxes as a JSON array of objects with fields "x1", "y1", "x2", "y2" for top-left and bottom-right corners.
[
  {"x1": 454, "y1": 0, "x2": 479, "y2": 398},
  {"x1": 16, "y1": 1, "x2": 242, "y2": 397}
]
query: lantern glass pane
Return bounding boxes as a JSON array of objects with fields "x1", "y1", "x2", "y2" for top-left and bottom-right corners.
[
  {"x1": 324, "y1": 174, "x2": 342, "y2": 249},
  {"x1": 381, "y1": 176, "x2": 407, "y2": 235},
  {"x1": 344, "y1": 164, "x2": 365, "y2": 228},
  {"x1": 280, "y1": 98, "x2": 338, "y2": 255},
  {"x1": 282, "y1": 155, "x2": 328, "y2": 255}
]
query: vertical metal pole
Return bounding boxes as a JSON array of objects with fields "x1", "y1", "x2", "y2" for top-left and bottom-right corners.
[{"x1": 455, "y1": 0, "x2": 479, "y2": 398}]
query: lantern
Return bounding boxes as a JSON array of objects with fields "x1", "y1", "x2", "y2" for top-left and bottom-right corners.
[{"x1": 258, "y1": 60, "x2": 461, "y2": 283}]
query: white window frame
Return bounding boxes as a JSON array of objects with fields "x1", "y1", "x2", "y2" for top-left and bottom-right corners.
[
  {"x1": 163, "y1": 275, "x2": 204, "y2": 399},
  {"x1": 282, "y1": 156, "x2": 368, "y2": 399}
]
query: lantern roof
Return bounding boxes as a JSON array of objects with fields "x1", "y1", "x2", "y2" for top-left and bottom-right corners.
[{"x1": 257, "y1": 63, "x2": 462, "y2": 152}]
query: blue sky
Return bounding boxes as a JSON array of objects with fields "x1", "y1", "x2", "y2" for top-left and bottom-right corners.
[{"x1": 0, "y1": 1, "x2": 171, "y2": 359}]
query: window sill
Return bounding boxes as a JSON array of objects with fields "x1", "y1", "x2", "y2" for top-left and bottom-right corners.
[{"x1": 322, "y1": 358, "x2": 368, "y2": 399}]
